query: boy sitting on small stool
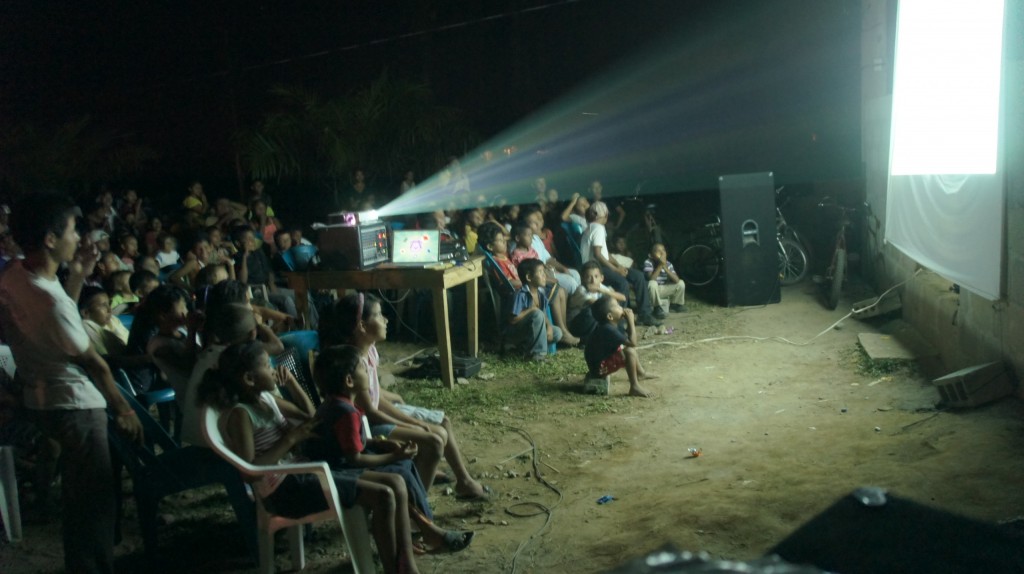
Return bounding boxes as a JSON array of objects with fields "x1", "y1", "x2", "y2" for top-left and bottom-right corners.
[{"x1": 584, "y1": 295, "x2": 656, "y2": 398}]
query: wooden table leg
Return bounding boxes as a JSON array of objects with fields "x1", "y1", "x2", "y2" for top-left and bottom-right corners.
[
  {"x1": 431, "y1": 286, "x2": 455, "y2": 390},
  {"x1": 288, "y1": 275, "x2": 310, "y2": 323},
  {"x1": 466, "y1": 277, "x2": 479, "y2": 358}
]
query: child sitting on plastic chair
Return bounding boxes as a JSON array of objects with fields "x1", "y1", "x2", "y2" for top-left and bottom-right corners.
[
  {"x1": 308, "y1": 345, "x2": 474, "y2": 556},
  {"x1": 197, "y1": 340, "x2": 437, "y2": 574},
  {"x1": 480, "y1": 222, "x2": 579, "y2": 346},
  {"x1": 318, "y1": 293, "x2": 492, "y2": 502}
]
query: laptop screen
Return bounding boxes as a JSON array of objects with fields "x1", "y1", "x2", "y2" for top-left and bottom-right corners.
[{"x1": 391, "y1": 230, "x2": 440, "y2": 264}]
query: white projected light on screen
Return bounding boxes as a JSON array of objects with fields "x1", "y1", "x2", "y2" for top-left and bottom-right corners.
[{"x1": 890, "y1": 0, "x2": 1004, "y2": 175}]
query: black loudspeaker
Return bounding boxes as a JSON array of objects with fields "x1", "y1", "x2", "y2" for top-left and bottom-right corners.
[
  {"x1": 718, "y1": 172, "x2": 780, "y2": 306},
  {"x1": 771, "y1": 489, "x2": 1024, "y2": 574}
]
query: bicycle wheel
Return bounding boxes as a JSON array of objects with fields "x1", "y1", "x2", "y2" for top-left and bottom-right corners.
[
  {"x1": 783, "y1": 227, "x2": 814, "y2": 268},
  {"x1": 826, "y1": 248, "x2": 846, "y2": 310},
  {"x1": 677, "y1": 243, "x2": 719, "y2": 287},
  {"x1": 778, "y1": 237, "x2": 809, "y2": 285}
]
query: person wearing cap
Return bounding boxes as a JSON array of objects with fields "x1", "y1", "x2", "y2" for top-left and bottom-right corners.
[
  {"x1": 0, "y1": 192, "x2": 142, "y2": 574},
  {"x1": 89, "y1": 229, "x2": 111, "y2": 255}
]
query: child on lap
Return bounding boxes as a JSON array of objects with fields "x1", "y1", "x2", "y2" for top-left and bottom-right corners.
[{"x1": 584, "y1": 295, "x2": 655, "y2": 398}]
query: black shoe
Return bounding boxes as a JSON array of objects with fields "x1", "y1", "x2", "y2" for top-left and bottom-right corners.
[
  {"x1": 652, "y1": 307, "x2": 668, "y2": 320},
  {"x1": 637, "y1": 314, "x2": 662, "y2": 327},
  {"x1": 670, "y1": 304, "x2": 688, "y2": 313}
]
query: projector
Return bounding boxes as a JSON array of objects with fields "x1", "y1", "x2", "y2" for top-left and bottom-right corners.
[{"x1": 328, "y1": 210, "x2": 379, "y2": 226}]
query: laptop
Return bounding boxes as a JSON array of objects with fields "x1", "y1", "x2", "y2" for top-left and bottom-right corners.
[{"x1": 390, "y1": 229, "x2": 440, "y2": 267}]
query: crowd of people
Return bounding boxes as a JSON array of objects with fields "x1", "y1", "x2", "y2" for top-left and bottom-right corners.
[{"x1": 0, "y1": 169, "x2": 686, "y2": 573}]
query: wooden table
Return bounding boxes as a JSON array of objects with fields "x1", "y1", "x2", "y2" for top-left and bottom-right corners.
[{"x1": 285, "y1": 256, "x2": 483, "y2": 390}]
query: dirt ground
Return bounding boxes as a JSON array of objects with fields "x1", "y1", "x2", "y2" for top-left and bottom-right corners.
[{"x1": 4, "y1": 277, "x2": 1024, "y2": 574}]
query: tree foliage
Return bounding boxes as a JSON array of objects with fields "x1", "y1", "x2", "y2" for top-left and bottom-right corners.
[
  {"x1": 237, "y1": 72, "x2": 477, "y2": 198},
  {"x1": 0, "y1": 116, "x2": 158, "y2": 199}
]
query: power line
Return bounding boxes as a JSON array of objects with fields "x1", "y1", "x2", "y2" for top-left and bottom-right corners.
[{"x1": 168, "y1": 0, "x2": 586, "y2": 87}]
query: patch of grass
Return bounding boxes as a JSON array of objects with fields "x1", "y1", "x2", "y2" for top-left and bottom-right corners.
[
  {"x1": 393, "y1": 351, "x2": 641, "y2": 422},
  {"x1": 851, "y1": 342, "x2": 920, "y2": 377}
]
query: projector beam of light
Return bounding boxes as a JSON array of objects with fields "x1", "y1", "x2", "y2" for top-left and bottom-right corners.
[{"x1": 376, "y1": 2, "x2": 858, "y2": 219}]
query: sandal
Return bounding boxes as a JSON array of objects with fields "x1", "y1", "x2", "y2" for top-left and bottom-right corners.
[
  {"x1": 455, "y1": 484, "x2": 494, "y2": 502},
  {"x1": 441, "y1": 530, "x2": 474, "y2": 553},
  {"x1": 415, "y1": 530, "x2": 475, "y2": 554},
  {"x1": 433, "y1": 471, "x2": 454, "y2": 485}
]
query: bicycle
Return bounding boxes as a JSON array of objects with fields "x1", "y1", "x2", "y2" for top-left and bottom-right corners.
[
  {"x1": 674, "y1": 208, "x2": 809, "y2": 288},
  {"x1": 817, "y1": 198, "x2": 857, "y2": 310},
  {"x1": 774, "y1": 186, "x2": 810, "y2": 286},
  {"x1": 675, "y1": 216, "x2": 723, "y2": 287}
]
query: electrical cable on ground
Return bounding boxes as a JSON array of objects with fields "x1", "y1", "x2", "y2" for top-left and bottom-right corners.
[
  {"x1": 637, "y1": 269, "x2": 923, "y2": 351},
  {"x1": 483, "y1": 422, "x2": 563, "y2": 574}
]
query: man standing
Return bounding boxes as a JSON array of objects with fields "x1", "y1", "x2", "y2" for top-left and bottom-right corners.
[{"x1": 0, "y1": 193, "x2": 143, "y2": 573}]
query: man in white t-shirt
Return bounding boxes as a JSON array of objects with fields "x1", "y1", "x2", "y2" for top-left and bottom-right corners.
[{"x1": 0, "y1": 193, "x2": 142, "y2": 574}]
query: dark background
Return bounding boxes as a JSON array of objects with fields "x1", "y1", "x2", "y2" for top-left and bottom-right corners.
[{"x1": 0, "y1": 1, "x2": 862, "y2": 210}]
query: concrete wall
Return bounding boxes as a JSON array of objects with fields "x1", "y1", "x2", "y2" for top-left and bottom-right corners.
[{"x1": 860, "y1": 0, "x2": 1024, "y2": 380}]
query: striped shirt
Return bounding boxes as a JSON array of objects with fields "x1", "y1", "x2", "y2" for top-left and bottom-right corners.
[{"x1": 232, "y1": 391, "x2": 292, "y2": 495}]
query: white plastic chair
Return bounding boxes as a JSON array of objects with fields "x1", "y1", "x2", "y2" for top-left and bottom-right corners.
[
  {"x1": 0, "y1": 445, "x2": 22, "y2": 543},
  {"x1": 0, "y1": 344, "x2": 16, "y2": 379},
  {"x1": 0, "y1": 346, "x2": 21, "y2": 543},
  {"x1": 201, "y1": 407, "x2": 376, "y2": 574}
]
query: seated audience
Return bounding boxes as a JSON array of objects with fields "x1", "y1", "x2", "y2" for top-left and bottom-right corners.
[
  {"x1": 580, "y1": 201, "x2": 660, "y2": 327},
  {"x1": 507, "y1": 259, "x2": 561, "y2": 361},
  {"x1": 568, "y1": 261, "x2": 625, "y2": 346},
  {"x1": 79, "y1": 286, "x2": 129, "y2": 357},
  {"x1": 319, "y1": 293, "x2": 492, "y2": 501},
  {"x1": 642, "y1": 242, "x2": 686, "y2": 317}
]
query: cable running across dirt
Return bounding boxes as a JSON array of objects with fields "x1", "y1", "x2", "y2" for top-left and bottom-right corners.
[
  {"x1": 483, "y1": 421, "x2": 564, "y2": 574},
  {"x1": 637, "y1": 270, "x2": 923, "y2": 351}
]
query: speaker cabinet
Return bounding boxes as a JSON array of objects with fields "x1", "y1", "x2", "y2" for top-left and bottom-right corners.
[
  {"x1": 718, "y1": 172, "x2": 780, "y2": 306},
  {"x1": 771, "y1": 490, "x2": 1024, "y2": 574}
]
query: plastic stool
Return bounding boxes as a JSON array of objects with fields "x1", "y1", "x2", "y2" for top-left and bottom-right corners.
[
  {"x1": 583, "y1": 376, "x2": 610, "y2": 396},
  {"x1": 0, "y1": 445, "x2": 22, "y2": 542}
]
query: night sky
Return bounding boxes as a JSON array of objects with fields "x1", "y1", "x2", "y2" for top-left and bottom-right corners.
[{"x1": 1, "y1": 1, "x2": 862, "y2": 198}]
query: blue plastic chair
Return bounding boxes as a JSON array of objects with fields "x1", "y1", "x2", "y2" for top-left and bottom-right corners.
[
  {"x1": 108, "y1": 386, "x2": 257, "y2": 565},
  {"x1": 114, "y1": 368, "x2": 180, "y2": 443},
  {"x1": 117, "y1": 314, "x2": 134, "y2": 331},
  {"x1": 560, "y1": 221, "x2": 584, "y2": 269},
  {"x1": 157, "y1": 263, "x2": 182, "y2": 284},
  {"x1": 288, "y1": 245, "x2": 318, "y2": 271},
  {"x1": 478, "y1": 248, "x2": 557, "y2": 356}
]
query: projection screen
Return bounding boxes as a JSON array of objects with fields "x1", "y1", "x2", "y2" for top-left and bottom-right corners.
[{"x1": 885, "y1": 0, "x2": 1006, "y2": 300}]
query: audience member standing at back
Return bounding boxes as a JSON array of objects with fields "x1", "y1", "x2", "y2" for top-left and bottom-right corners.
[{"x1": 0, "y1": 192, "x2": 142, "y2": 573}]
